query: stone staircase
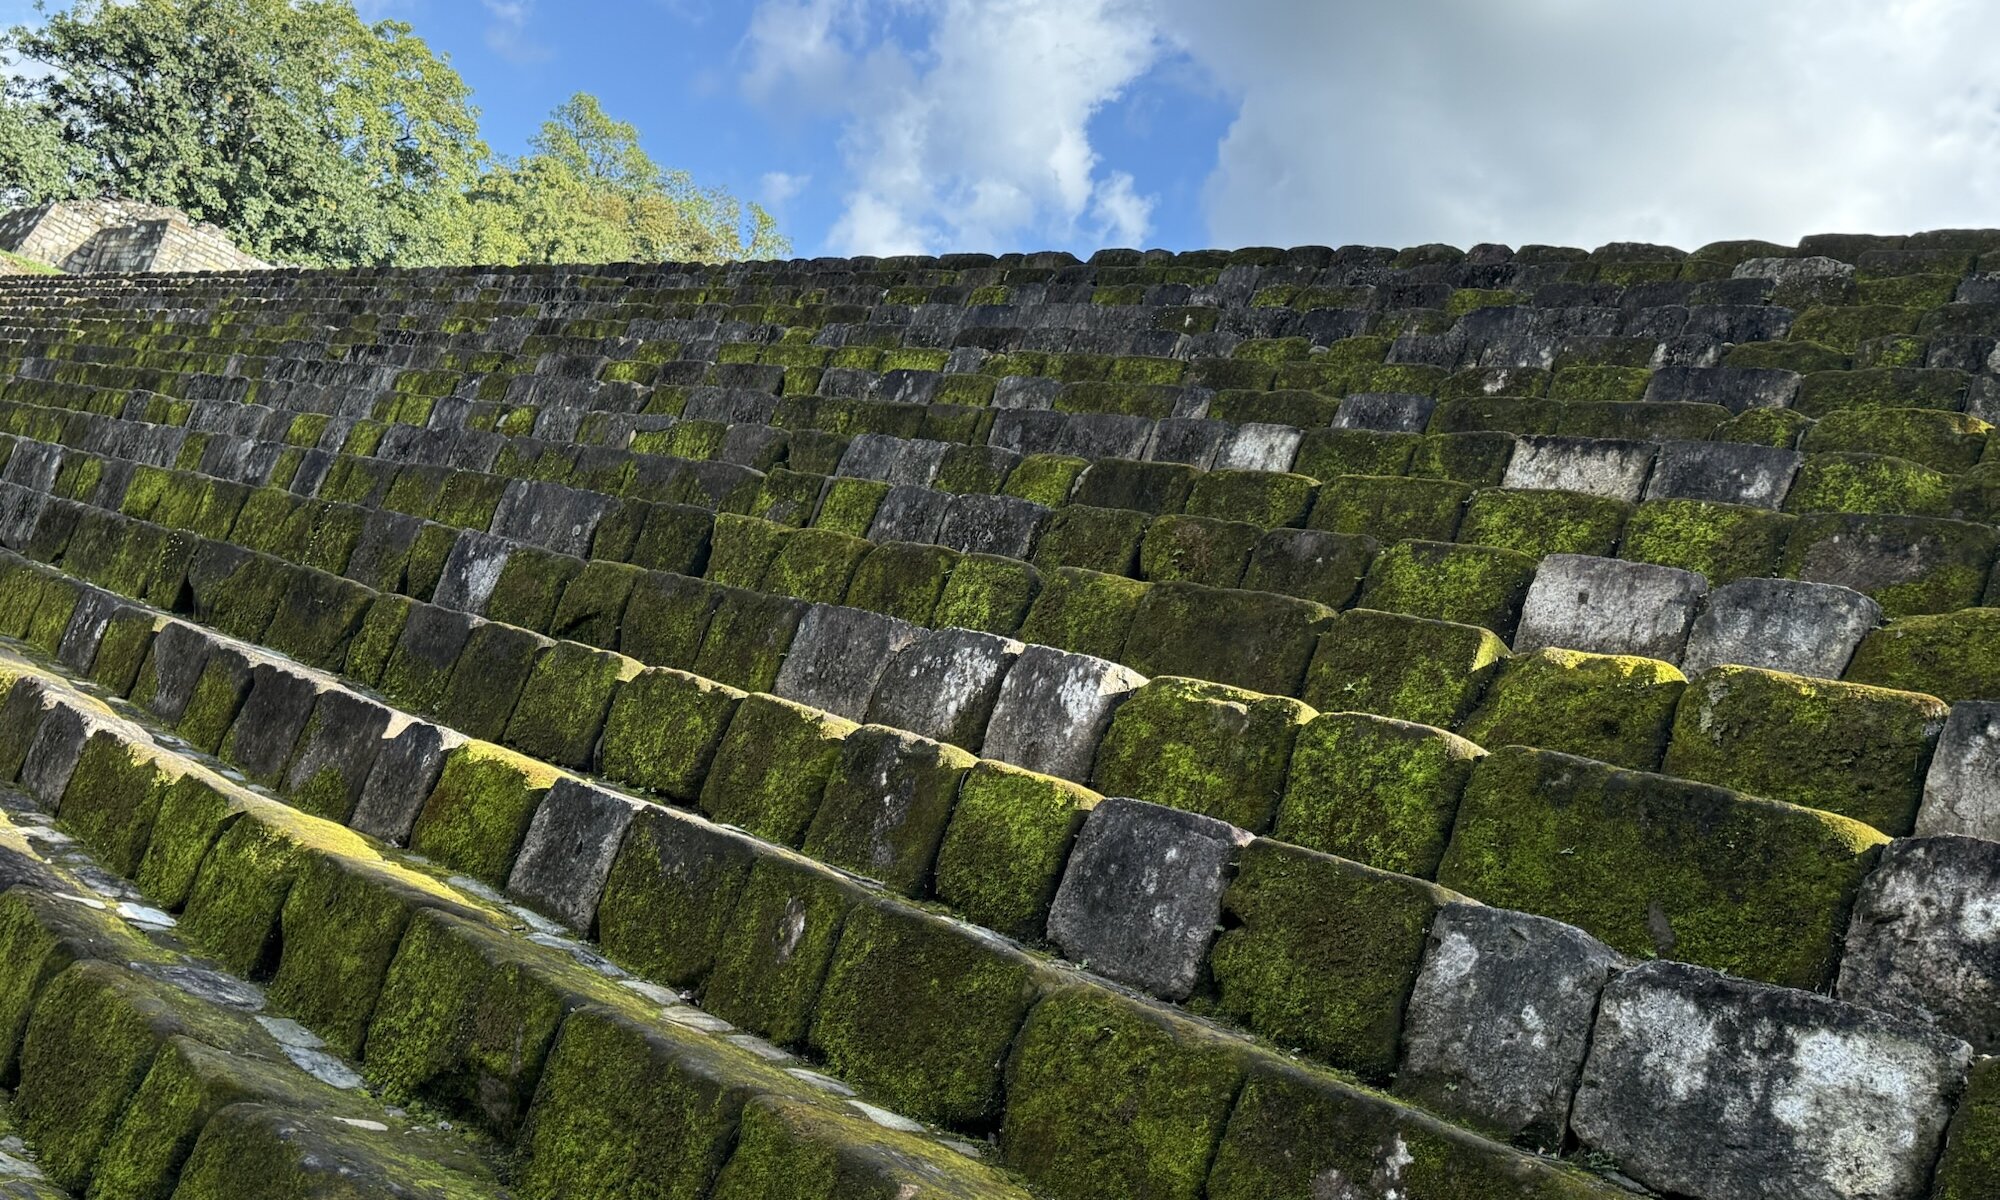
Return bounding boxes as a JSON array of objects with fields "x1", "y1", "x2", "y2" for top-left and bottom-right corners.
[{"x1": 0, "y1": 235, "x2": 1993, "y2": 1197}]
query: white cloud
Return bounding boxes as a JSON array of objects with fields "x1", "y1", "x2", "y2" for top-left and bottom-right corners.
[
  {"x1": 742, "y1": 0, "x2": 1164, "y2": 255},
  {"x1": 481, "y1": 0, "x2": 550, "y2": 64},
  {"x1": 760, "y1": 170, "x2": 811, "y2": 208}
]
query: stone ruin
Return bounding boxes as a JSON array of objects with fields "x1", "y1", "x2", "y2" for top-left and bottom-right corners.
[
  {"x1": 0, "y1": 198, "x2": 268, "y2": 274},
  {"x1": 0, "y1": 233, "x2": 1994, "y2": 1197}
]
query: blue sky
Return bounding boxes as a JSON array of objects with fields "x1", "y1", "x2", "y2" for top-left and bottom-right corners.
[{"x1": 8, "y1": 1, "x2": 2000, "y2": 259}]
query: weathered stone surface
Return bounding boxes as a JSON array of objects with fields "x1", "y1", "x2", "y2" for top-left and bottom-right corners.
[
  {"x1": 1643, "y1": 440, "x2": 1804, "y2": 509},
  {"x1": 1682, "y1": 577, "x2": 1882, "y2": 678},
  {"x1": 864, "y1": 627, "x2": 1024, "y2": 752},
  {"x1": 1513, "y1": 554, "x2": 1707, "y2": 664},
  {"x1": 505, "y1": 777, "x2": 645, "y2": 933},
  {"x1": 1501, "y1": 436, "x2": 1657, "y2": 502},
  {"x1": 1045, "y1": 796, "x2": 1250, "y2": 1001},
  {"x1": 1334, "y1": 392, "x2": 1435, "y2": 432},
  {"x1": 1396, "y1": 903, "x2": 1624, "y2": 1148},
  {"x1": 1212, "y1": 423, "x2": 1301, "y2": 473},
  {"x1": 349, "y1": 719, "x2": 465, "y2": 845},
  {"x1": 1838, "y1": 835, "x2": 2000, "y2": 1053},
  {"x1": 770, "y1": 604, "x2": 919, "y2": 723},
  {"x1": 131, "y1": 618, "x2": 215, "y2": 724},
  {"x1": 1571, "y1": 959, "x2": 1971, "y2": 1200},
  {"x1": 934, "y1": 492, "x2": 1049, "y2": 559},
  {"x1": 430, "y1": 531, "x2": 511, "y2": 615},
  {"x1": 280, "y1": 688, "x2": 396, "y2": 822},
  {"x1": 1643, "y1": 364, "x2": 1801, "y2": 412},
  {"x1": 980, "y1": 645, "x2": 1145, "y2": 783},
  {"x1": 865, "y1": 484, "x2": 951, "y2": 544},
  {"x1": 218, "y1": 661, "x2": 332, "y2": 785},
  {"x1": 19, "y1": 688, "x2": 128, "y2": 811},
  {"x1": 1919, "y1": 702, "x2": 2000, "y2": 840}
]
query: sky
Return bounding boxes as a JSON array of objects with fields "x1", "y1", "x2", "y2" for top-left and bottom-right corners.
[{"x1": 9, "y1": 0, "x2": 2000, "y2": 259}]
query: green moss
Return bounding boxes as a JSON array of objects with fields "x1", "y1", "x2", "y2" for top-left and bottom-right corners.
[
  {"x1": 627, "y1": 504, "x2": 716, "y2": 576},
  {"x1": 1301, "y1": 608, "x2": 1508, "y2": 728},
  {"x1": 549, "y1": 561, "x2": 642, "y2": 648},
  {"x1": 1091, "y1": 676, "x2": 1313, "y2": 832},
  {"x1": 810, "y1": 478, "x2": 889, "y2": 537},
  {"x1": 810, "y1": 902, "x2": 1043, "y2": 1129},
  {"x1": 54, "y1": 732, "x2": 188, "y2": 877},
  {"x1": 1427, "y1": 397, "x2": 1564, "y2": 436},
  {"x1": 1183, "y1": 470, "x2": 1316, "y2": 529},
  {"x1": 1793, "y1": 367, "x2": 1969, "y2": 417},
  {"x1": 703, "y1": 855, "x2": 869, "y2": 1046},
  {"x1": 1460, "y1": 647, "x2": 1686, "y2": 771},
  {"x1": 711, "y1": 1094, "x2": 1030, "y2": 1199},
  {"x1": 403, "y1": 522, "x2": 463, "y2": 602},
  {"x1": 595, "y1": 806, "x2": 758, "y2": 988},
  {"x1": 134, "y1": 774, "x2": 247, "y2": 914},
  {"x1": 1619, "y1": 500, "x2": 1795, "y2": 584},
  {"x1": 932, "y1": 761, "x2": 1097, "y2": 941},
  {"x1": 617, "y1": 573, "x2": 724, "y2": 671},
  {"x1": 691, "y1": 589, "x2": 806, "y2": 693},
  {"x1": 1663, "y1": 665, "x2": 1947, "y2": 835},
  {"x1": 1855, "y1": 333, "x2": 1931, "y2": 369},
  {"x1": 1275, "y1": 712, "x2": 1483, "y2": 879},
  {"x1": 0, "y1": 888, "x2": 170, "y2": 1084},
  {"x1": 174, "y1": 652, "x2": 255, "y2": 755},
  {"x1": 484, "y1": 546, "x2": 583, "y2": 633},
  {"x1": 594, "y1": 667, "x2": 742, "y2": 802},
  {"x1": 1124, "y1": 582, "x2": 1334, "y2": 696},
  {"x1": 1209, "y1": 390, "x2": 1341, "y2": 428},
  {"x1": 1000, "y1": 987, "x2": 1245, "y2": 1200},
  {"x1": 88, "y1": 607, "x2": 166, "y2": 696},
  {"x1": 692, "y1": 695, "x2": 849, "y2": 845},
  {"x1": 1789, "y1": 304, "x2": 1922, "y2": 351},
  {"x1": 931, "y1": 553, "x2": 1040, "y2": 635},
  {"x1": 433, "y1": 623, "x2": 549, "y2": 741},
  {"x1": 1779, "y1": 512, "x2": 1997, "y2": 617},
  {"x1": 1846, "y1": 609, "x2": 2000, "y2": 702},
  {"x1": 1000, "y1": 455, "x2": 1089, "y2": 508},
  {"x1": 1208, "y1": 840, "x2": 1449, "y2": 1079},
  {"x1": 841, "y1": 541, "x2": 958, "y2": 625},
  {"x1": 1785, "y1": 453, "x2": 1954, "y2": 518},
  {"x1": 1435, "y1": 745, "x2": 1886, "y2": 989},
  {"x1": 178, "y1": 800, "x2": 386, "y2": 976},
  {"x1": 1016, "y1": 567, "x2": 1146, "y2": 661},
  {"x1": 1032, "y1": 505, "x2": 1150, "y2": 576},
  {"x1": 1457, "y1": 488, "x2": 1632, "y2": 558},
  {"x1": 1935, "y1": 1056, "x2": 2000, "y2": 1200},
  {"x1": 1722, "y1": 340, "x2": 1849, "y2": 374},
  {"x1": 503, "y1": 643, "x2": 643, "y2": 770},
  {"x1": 408, "y1": 742, "x2": 563, "y2": 888},
  {"x1": 1309, "y1": 475, "x2": 1470, "y2": 543},
  {"x1": 1137, "y1": 514, "x2": 1258, "y2": 589},
  {"x1": 1357, "y1": 540, "x2": 1537, "y2": 637},
  {"x1": 1293, "y1": 429, "x2": 1419, "y2": 480},
  {"x1": 802, "y1": 727, "x2": 975, "y2": 897},
  {"x1": 1547, "y1": 366, "x2": 1650, "y2": 404}
]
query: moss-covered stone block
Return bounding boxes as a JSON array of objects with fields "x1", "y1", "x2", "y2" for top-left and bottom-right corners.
[
  {"x1": 1069, "y1": 458, "x2": 1198, "y2": 514},
  {"x1": 1805, "y1": 408, "x2": 1989, "y2": 473},
  {"x1": 1780, "y1": 512, "x2": 1998, "y2": 617},
  {"x1": 1183, "y1": 470, "x2": 1316, "y2": 529},
  {"x1": 408, "y1": 742, "x2": 562, "y2": 888},
  {"x1": 1786, "y1": 451, "x2": 1955, "y2": 519},
  {"x1": 1663, "y1": 665, "x2": 1947, "y2": 835},
  {"x1": 1358, "y1": 540, "x2": 1537, "y2": 637},
  {"x1": 692, "y1": 695, "x2": 851, "y2": 847},
  {"x1": 1462, "y1": 486, "x2": 1633, "y2": 558},
  {"x1": 619, "y1": 572, "x2": 726, "y2": 670},
  {"x1": 801, "y1": 726, "x2": 975, "y2": 897},
  {"x1": 178, "y1": 798, "x2": 384, "y2": 976},
  {"x1": 1557, "y1": 400, "x2": 1730, "y2": 443},
  {"x1": 1301, "y1": 607, "x2": 1508, "y2": 728},
  {"x1": 628, "y1": 503, "x2": 716, "y2": 576},
  {"x1": 1547, "y1": 366, "x2": 1650, "y2": 404},
  {"x1": 1710, "y1": 405, "x2": 1813, "y2": 449},
  {"x1": 1209, "y1": 839, "x2": 1452, "y2": 1079},
  {"x1": 1122, "y1": 582, "x2": 1334, "y2": 696},
  {"x1": 1845, "y1": 609, "x2": 2000, "y2": 703},
  {"x1": 710, "y1": 1093, "x2": 1031, "y2": 1199},
  {"x1": 1460, "y1": 647, "x2": 1686, "y2": 771},
  {"x1": 592, "y1": 666, "x2": 745, "y2": 803},
  {"x1": 809, "y1": 901, "x2": 1044, "y2": 1129},
  {"x1": 0, "y1": 887, "x2": 170, "y2": 1084},
  {"x1": 931, "y1": 553, "x2": 1039, "y2": 636},
  {"x1": 841, "y1": 541, "x2": 958, "y2": 625},
  {"x1": 1137, "y1": 514, "x2": 1258, "y2": 588},
  {"x1": 434, "y1": 622, "x2": 550, "y2": 741},
  {"x1": 1293, "y1": 428, "x2": 1419, "y2": 481},
  {"x1": 1935, "y1": 1055, "x2": 2000, "y2": 1200},
  {"x1": 1000, "y1": 987, "x2": 1245, "y2": 1200},
  {"x1": 704, "y1": 854, "x2": 871, "y2": 1046},
  {"x1": 1031, "y1": 505, "x2": 1150, "y2": 576},
  {"x1": 1793, "y1": 367, "x2": 1969, "y2": 417},
  {"x1": 692, "y1": 588, "x2": 807, "y2": 694},
  {"x1": 504, "y1": 643, "x2": 643, "y2": 769},
  {"x1": 1409, "y1": 431, "x2": 1518, "y2": 487},
  {"x1": 1275, "y1": 712, "x2": 1483, "y2": 879},
  {"x1": 484, "y1": 545, "x2": 583, "y2": 633},
  {"x1": 932, "y1": 760, "x2": 1098, "y2": 941},
  {"x1": 1790, "y1": 304, "x2": 1923, "y2": 352},
  {"x1": 595, "y1": 805, "x2": 759, "y2": 989},
  {"x1": 761, "y1": 528, "x2": 871, "y2": 604},
  {"x1": 1000, "y1": 454, "x2": 1088, "y2": 508},
  {"x1": 1428, "y1": 397, "x2": 1565, "y2": 436},
  {"x1": 53, "y1": 731, "x2": 191, "y2": 878},
  {"x1": 1091, "y1": 677, "x2": 1313, "y2": 832},
  {"x1": 1436, "y1": 745, "x2": 1887, "y2": 989},
  {"x1": 1309, "y1": 475, "x2": 1470, "y2": 543},
  {"x1": 1619, "y1": 499, "x2": 1794, "y2": 584},
  {"x1": 1723, "y1": 340, "x2": 1850, "y2": 374},
  {"x1": 1016, "y1": 567, "x2": 1146, "y2": 661}
]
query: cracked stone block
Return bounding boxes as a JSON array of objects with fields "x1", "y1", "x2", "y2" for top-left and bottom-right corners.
[
  {"x1": 1513, "y1": 554, "x2": 1707, "y2": 664},
  {"x1": 1919, "y1": 702, "x2": 2000, "y2": 840},
  {"x1": 1682, "y1": 577, "x2": 1881, "y2": 679},
  {"x1": 864, "y1": 628, "x2": 1024, "y2": 752},
  {"x1": 1501, "y1": 436, "x2": 1657, "y2": 502},
  {"x1": 1838, "y1": 836, "x2": 2000, "y2": 1054},
  {"x1": 981, "y1": 645, "x2": 1146, "y2": 784},
  {"x1": 506, "y1": 777, "x2": 647, "y2": 934},
  {"x1": 772, "y1": 605, "x2": 920, "y2": 723},
  {"x1": 1643, "y1": 440, "x2": 1804, "y2": 509},
  {"x1": 1046, "y1": 796, "x2": 1251, "y2": 1001},
  {"x1": 1571, "y1": 959, "x2": 1970, "y2": 1200},
  {"x1": 1394, "y1": 903, "x2": 1624, "y2": 1148}
]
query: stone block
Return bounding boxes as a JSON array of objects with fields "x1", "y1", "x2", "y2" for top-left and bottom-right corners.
[
  {"x1": 758, "y1": 527, "x2": 870, "y2": 604},
  {"x1": 430, "y1": 531, "x2": 511, "y2": 615},
  {"x1": 1395, "y1": 904, "x2": 1622, "y2": 1147},
  {"x1": 1016, "y1": 566, "x2": 1146, "y2": 661},
  {"x1": 771, "y1": 605, "x2": 918, "y2": 722},
  {"x1": 864, "y1": 484, "x2": 950, "y2": 544},
  {"x1": 1462, "y1": 646, "x2": 1686, "y2": 771},
  {"x1": 1212, "y1": 423, "x2": 1302, "y2": 473},
  {"x1": 703, "y1": 854, "x2": 872, "y2": 1045},
  {"x1": 1309, "y1": 475, "x2": 1470, "y2": 543},
  {"x1": 864, "y1": 627, "x2": 1023, "y2": 752},
  {"x1": 1456, "y1": 487, "x2": 1633, "y2": 559},
  {"x1": 1514, "y1": 554, "x2": 1707, "y2": 664},
  {"x1": 933, "y1": 759, "x2": 1100, "y2": 940},
  {"x1": 801, "y1": 725, "x2": 976, "y2": 896},
  {"x1": 1301, "y1": 607, "x2": 1509, "y2": 728},
  {"x1": 1501, "y1": 435, "x2": 1657, "y2": 501},
  {"x1": 1839, "y1": 835, "x2": 2000, "y2": 1053},
  {"x1": 1666, "y1": 665, "x2": 1947, "y2": 835},
  {"x1": 1683, "y1": 577, "x2": 1881, "y2": 678},
  {"x1": 1091, "y1": 676, "x2": 1312, "y2": 832},
  {"x1": 981, "y1": 644, "x2": 1145, "y2": 784},
  {"x1": 1642, "y1": 364, "x2": 1801, "y2": 412},
  {"x1": 490, "y1": 479, "x2": 611, "y2": 558},
  {"x1": 376, "y1": 602, "x2": 476, "y2": 715},
  {"x1": 1292, "y1": 428, "x2": 1419, "y2": 480},
  {"x1": 1919, "y1": 702, "x2": 2000, "y2": 840},
  {"x1": 433, "y1": 621, "x2": 550, "y2": 741},
  {"x1": 1334, "y1": 391, "x2": 1435, "y2": 432},
  {"x1": 1358, "y1": 540, "x2": 1538, "y2": 638},
  {"x1": 596, "y1": 666, "x2": 745, "y2": 802},
  {"x1": 1070, "y1": 458, "x2": 1198, "y2": 514},
  {"x1": 1780, "y1": 512, "x2": 1998, "y2": 617},
  {"x1": 1138, "y1": 514, "x2": 1259, "y2": 589},
  {"x1": 1643, "y1": 440, "x2": 1800, "y2": 510},
  {"x1": 1620, "y1": 497, "x2": 1794, "y2": 584},
  {"x1": 691, "y1": 587, "x2": 806, "y2": 693},
  {"x1": 503, "y1": 777, "x2": 646, "y2": 933},
  {"x1": 1046, "y1": 798, "x2": 1251, "y2": 1001},
  {"x1": 1571, "y1": 960, "x2": 1969, "y2": 1200},
  {"x1": 350, "y1": 719, "x2": 464, "y2": 845},
  {"x1": 217, "y1": 661, "x2": 334, "y2": 786},
  {"x1": 934, "y1": 493, "x2": 1049, "y2": 559},
  {"x1": 1438, "y1": 746, "x2": 1887, "y2": 988},
  {"x1": 1123, "y1": 581, "x2": 1334, "y2": 696},
  {"x1": 1031, "y1": 504, "x2": 1150, "y2": 576},
  {"x1": 1274, "y1": 711, "x2": 1482, "y2": 879},
  {"x1": 408, "y1": 741, "x2": 563, "y2": 887},
  {"x1": 697, "y1": 694, "x2": 853, "y2": 846},
  {"x1": 841, "y1": 540, "x2": 958, "y2": 625}
]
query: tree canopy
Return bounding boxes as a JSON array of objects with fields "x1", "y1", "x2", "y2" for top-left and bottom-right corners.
[{"x1": 0, "y1": 0, "x2": 786, "y2": 266}]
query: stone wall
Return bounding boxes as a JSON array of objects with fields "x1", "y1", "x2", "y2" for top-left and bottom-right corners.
[{"x1": 0, "y1": 198, "x2": 267, "y2": 273}]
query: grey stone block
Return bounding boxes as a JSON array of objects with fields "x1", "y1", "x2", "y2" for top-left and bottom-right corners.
[
  {"x1": 991, "y1": 376, "x2": 1062, "y2": 411},
  {"x1": 506, "y1": 777, "x2": 646, "y2": 932},
  {"x1": 865, "y1": 485, "x2": 951, "y2": 545},
  {"x1": 772, "y1": 605, "x2": 920, "y2": 723},
  {"x1": 1502, "y1": 435, "x2": 1657, "y2": 501},
  {"x1": 1735, "y1": 253, "x2": 1855, "y2": 291},
  {"x1": 1046, "y1": 797, "x2": 1250, "y2": 1001},
  {"x1": 1144, "y1": 418, "x2": 1229, "y2": 468},
  {"x1": 489, "y1": 480, "x2": 612, "y2": 558},
  {"x1": 1967, "y1": 375, "x2": 2000, "y2": 425},
  {"x1": 1572, "y1": 959, "x2": 1970, "y2": 1200},
  {"x1": 1838, "y1": 836, "x2": 2000, "y2": 1054},
  {"x1": 280, "y1": 688, "x2": 397, "y2": 823},
  {"x1": 1643, "y1": 365, "x2": 1801, "y2": 413},
  {"x1": 219, "y1": 661, "x2": 333, "y2": 786},
  {"x1": 980, "y1": 645, "x2": 1146, "y2": 783},
  {"x1": 1213, "y1": 423, "x2": 1302, "y2": 473},
  {"x1": 431, "y1": 531, "x2": 512, "y2": 615},
  {"x1": 1334, "y1": 392, "x2": 1435, "y2": 433},
  {"x1": 1919, "y1": 702, "x2": 2000, "y2": 840},
  {"x1": 865, "y1": 628, "x2": 1024, "y2": 752},
  {"x1": 934, "y1": 493, "x2": 1050, "y2": 560},
  {"x1": 133, "y1": 620, "x2": 217, "y2": 724},
  {"x1": 1513, "y1": 554, "x2": 1707, "y2": 664},
  {"x1": 1057, "y1": 413, "x2": 1156, "y2": 460},
  {"x1": 987, "y1": 410, "x2": 1067, "y2": 456},
  {"x1": 53, "y1": 586, "x2": 124, "y2": 675},
  {"x1": 1644, "y1": 440, "x2": 1803, "y2": 509},
  {"x1": 1396, "y1": 903, "x2": 1624, "y2": 1147},
  {"x1": 350, "y1": 719, "x2": 465, "y2": 845},
  {"x1": 836, "y1": 434, "x2": 948, "y2": 488},
  {"x1": 21, "y1": 690, "x2": 129, "y2": 812},
  {"x1": 1682, "y1": 578, "x2": 1881, "y2": 679}
]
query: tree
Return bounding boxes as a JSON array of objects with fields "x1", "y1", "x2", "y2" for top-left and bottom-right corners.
[
  {"x1": 0, "y1": 95, "x2": 87, "y2": 207},
  {"x1": 4, "y1": 0, "x2": 487, "y2": 265}
]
